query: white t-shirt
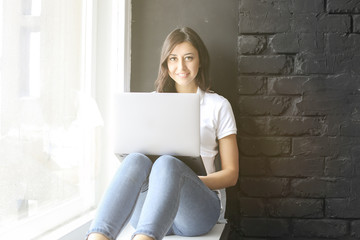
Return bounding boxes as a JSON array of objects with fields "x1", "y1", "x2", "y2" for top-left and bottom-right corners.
[
  {"x1": 198, "y1": 88, "x2": 237, "y2": 175},
  {"x1": 198, "y1": 88, "x2": 237, "y2": 222}
]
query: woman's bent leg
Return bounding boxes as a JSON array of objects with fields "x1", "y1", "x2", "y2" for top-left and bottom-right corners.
[
  {"x1": 86, "y1": 153, "x2": 152, "y2": 240},
  {"x1": 132, "y1": 155, "x2": 220, "y2": 240}
]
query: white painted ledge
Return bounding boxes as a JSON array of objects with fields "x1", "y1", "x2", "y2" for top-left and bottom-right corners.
[{"x1": 117, "y1": 223, "x2": 226, "y2": 240}]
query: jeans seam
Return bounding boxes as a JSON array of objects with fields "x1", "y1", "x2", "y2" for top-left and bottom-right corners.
[
  {"x1": 168, "y1": 172, "x2": 220, "y2": 237},
  {"x1": 182, "y1": 171, "x2": 220, "y2": 204},
  {"x1": 183, "y1": 175, "x2": 221, "y2": 215}
]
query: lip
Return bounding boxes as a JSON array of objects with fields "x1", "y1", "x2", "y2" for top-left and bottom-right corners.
[{"x1": 176, "y1": 73, "x2": 189, "y2": 78}]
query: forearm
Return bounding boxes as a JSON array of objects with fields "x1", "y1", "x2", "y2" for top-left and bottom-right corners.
[
  {"x1": 200, "y1": 134, "x2": 239, "y2": 190},
  {"x1": 199, "y1": 168, "x2": 238, "y2": 190}
]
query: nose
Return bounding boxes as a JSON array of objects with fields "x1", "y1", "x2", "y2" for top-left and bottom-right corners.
[{"x1": 178, "y1": 59, "x2": 187, "y2": 70}]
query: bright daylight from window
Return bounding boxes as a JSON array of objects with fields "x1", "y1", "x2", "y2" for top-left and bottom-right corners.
[{"x1": 0, "y1": 0, "x2": 102, "y2": 237}]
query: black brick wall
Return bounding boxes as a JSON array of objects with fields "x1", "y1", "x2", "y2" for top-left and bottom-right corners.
[{"x1": 230, "y1": 0, "x2": 360, "y2": 239}]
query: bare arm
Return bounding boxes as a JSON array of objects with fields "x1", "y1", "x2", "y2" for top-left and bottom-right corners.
[{"x1": 199, "y1": 134, "x2": 239, "y2": 190}]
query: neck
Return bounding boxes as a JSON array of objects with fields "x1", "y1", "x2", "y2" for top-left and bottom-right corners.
[{"x1": 175, "y1": 84, "x2": 198, "y2": 93}]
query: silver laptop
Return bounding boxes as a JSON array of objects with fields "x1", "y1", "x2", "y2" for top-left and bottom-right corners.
[{"x1": 113, "y1": 92, "x2": 207, "y2": 175}]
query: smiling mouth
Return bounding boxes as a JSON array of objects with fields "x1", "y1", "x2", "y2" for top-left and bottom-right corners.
[{"x1": 177, "y1": 73, "x2": 189, "y2": 78}]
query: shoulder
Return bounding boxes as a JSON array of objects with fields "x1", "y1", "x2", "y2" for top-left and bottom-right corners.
[{"x1": 203, "y1": 91, "x2": 230, "y2": 108}]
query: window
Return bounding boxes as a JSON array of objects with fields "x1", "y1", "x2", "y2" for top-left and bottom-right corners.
[{"x1": 0, "y1": 0, "x2": 129, "y2": 238}]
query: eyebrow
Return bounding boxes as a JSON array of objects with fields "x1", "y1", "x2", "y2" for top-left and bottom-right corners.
[{"x1": 169, "y1": 53, "x2": 194, "y2": 56}]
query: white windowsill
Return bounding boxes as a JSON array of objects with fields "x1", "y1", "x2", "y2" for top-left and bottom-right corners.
[
  {"x1": 37, "y1": 210, "x2": 96, "y2": 240},
  {"x1": 42, "y1": 214, "x2": 226, "y2": 240}
]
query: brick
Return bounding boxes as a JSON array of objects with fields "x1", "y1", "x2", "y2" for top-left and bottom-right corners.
[
  {"x1": 318, "y1": 14, "x2": 351, "y2": 33},
  {"x1": 237, "y1": 76, "x2": 266, "y2": 95},
  {"x1": 233, "y1": 1, "x2": 360, "y2": 239},
  {"x1": 238, "y1": 238, "x2": 267, "y2": 240},
  {"x1": 237, "y1": 117, "x2": 268, "y2": 136},
  {"x1": 239, "y1": 0, "x2": 291, "y2": 34},
  {"x1": 240, "y1": 218, "x2": 290, "y2": 237},
  {"x1": 350, "y1": 179, "x2": 360, "y2": 198},
  {"x1": 238, "y1": 96, "x2": 292, "y2": 116},
  {"x1": 327, "y1": 0, "x2": 360, "y2": 13},
  {"x1": 270, "y1": 33, "x2": 324, "y2": 54},
  {"x1": 296, "y1": 90, "x2": 349, "y2": 115},
  {"x1": 328, "y1": 117, "x2": 360, "y2": 138},
  {"x1": 292, "y1": 177, "x2": 351, "y2": 198},
  {"x1": 295, "y1": 53, "x2": 334, "y2": 74},
  {"x1": 349, "y1": 96, "x2": 360, "y2": 120},
  {"x1": 334, "y1": 138, "x2": 360, "y2": 160},
  {"x1": 341, "y1": 121, "x2": 360, "y2": 137},
  {"x1": 240, "y1": 157, "x2": 267, "y2": 176},
  {"x1": 290, "y1": 0, "x2": 324, "y2": 13},
  {"x1": 240, "y1": 0, "x2": 290, "y2": 14},
  {"x1": 270, "y1": 33, "x2": 299, "y2": 53},
  {"x1": 325, "y1": 156, "x2": 356, "y2": 177},
  {"x1": 240, "y1": 177, "x2": 289, "y2": 197},
  {"x1": 351, "y1": 220, "x2": 360, "y2": 238},
  {"x1": 293, "y1": 219, "x2": 348, "y2": 238},
  {"x1": 349, "y1": 97, "x2": 360, "y2": 121},
  {"x1": 296, "y1": 75, "x2": 360, "y2": 115},
  {"x1": 326, "y1": 198, "x2": 360, "y2": 218},
  {"x1": 239, "y1": 13, "x2": 290, "y2": 34},
  {"x1": 324, "y1": 137, "x2": 358, "y2": 157},
  {"x1": 239, "y1": 137, "x2": 291, "y2": 157},
  {"x1": 327, "y1": 33, "x2": 360, "y2": 55},
  {"x1": 294, "y1": 53, "x2": 355, "y2": 75},
  {"x1": 268, "y1": 117, "x2": 325, "y2": 136},
  {"x1": 292, "y1": 14, "x2": 318, "y2": 33},
  {"x1": 328, "y1": 74, "x2": 360, "y2": 92},
  {"x1": 239, "y1": 55, "x2": 293, "y2": 74},
  {"x1": 298, "y1": 33, "x2": 325, "y2": 53},
  {"x1": 356, "y1": 161, "x2": 360, "y2": 177},
  {"x1": 239, "y1": 197, "x2": 266, "y2": 216},
  {"x1": 350, "y1": 102, "x2": 360, "y2": 122},
  {"x1": 268, "y1": 76, "x2": 309, "y2": 95},
  {"x1": 347, "y1": 55, "x2": 360, "y2": 74},
  {"x1": 267, "y1": 198, "x2": 323, "y2": 218},
  {"x1": 238, "y1": 116, "x2": 268, "y2": 136},
  {"x1": 228, "y1": 231, "x2": 244, "y2": 240},
  {"x1": 325, "y1": 116, "x2": 342, "y2": 136},
  {"x1": 238, "y1": 35, "x2": 266, "y2": 55},
  {"x1": 269, "y1": 157, "x2": 324, "y2": 177},
  {"x1": 292, "y1": 137, "x2": 338, "y2": 157},
  {"x1": 301, "y1": 92, "x2": 356, "y2": 116},
  {"x1": 351, "y1": 146, "x2": 360, "y2": 176},
  {"x1": 349, "y1": 95, "x2": 360, "y2": 108},
  {"x1": 354, "y1": 15, "x2": 360, "y2": 33},
  {"x1": 292, "y1": 13, "x2": 351, "y2": 33},
  {"x1": 303, "y1": 75, "x2": 360, "y2": 94}
]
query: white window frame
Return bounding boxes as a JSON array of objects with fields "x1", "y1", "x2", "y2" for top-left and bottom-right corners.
[{"x1": 1, "y1": 0, "x2": 131, "y2": 239}]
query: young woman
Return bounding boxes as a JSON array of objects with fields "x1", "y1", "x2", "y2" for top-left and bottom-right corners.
[{"x1": 86, "y1": 27, "x2": 239, "y2": 240}]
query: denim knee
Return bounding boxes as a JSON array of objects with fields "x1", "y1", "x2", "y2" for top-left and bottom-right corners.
[
  {"x1": 121, "y1": 153, "x2": 152, "y2": 181},
  {"x1": 124, "y1": 152, "x2": 150, "y2": 164},
  {"x1": 86, "y1": 153, "x2": 152, "y2": 240},
  {"x1": 152, "y1": 155, "x2": 182, "y2": 172}
]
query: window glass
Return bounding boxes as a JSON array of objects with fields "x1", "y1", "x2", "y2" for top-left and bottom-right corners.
[{"x1": 0, "y1": 0, "x2": 97, "y2": 233}]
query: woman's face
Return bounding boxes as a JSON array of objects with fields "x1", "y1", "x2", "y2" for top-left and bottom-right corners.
[{"x1": 167, "y1": 41, "x2": 200, "y2": 93}]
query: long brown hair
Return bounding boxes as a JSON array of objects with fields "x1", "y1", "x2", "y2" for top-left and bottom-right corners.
[{"x1": 155, "y1": 27, "x2": 210, "y2": 92}]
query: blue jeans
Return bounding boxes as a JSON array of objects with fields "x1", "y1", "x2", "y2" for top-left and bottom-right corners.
[{"x1": 86, "y1": 153, "x2": 220, "y2": 240}]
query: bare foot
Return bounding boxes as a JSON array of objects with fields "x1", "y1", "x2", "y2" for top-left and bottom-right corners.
[
  {"x1": 133, "y1": 234, "x2": 154, "y2": 240},
  {"x1": 87, "y1": 232, "x2": 109, "y2": 240}
]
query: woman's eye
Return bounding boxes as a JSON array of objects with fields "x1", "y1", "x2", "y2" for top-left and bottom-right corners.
[
  {"x1": 169, "y1": 57, "x2": 177, "y2": 62},
  {"x1": 185, "y1": 56, "x2": 193, "y2": 61}
]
